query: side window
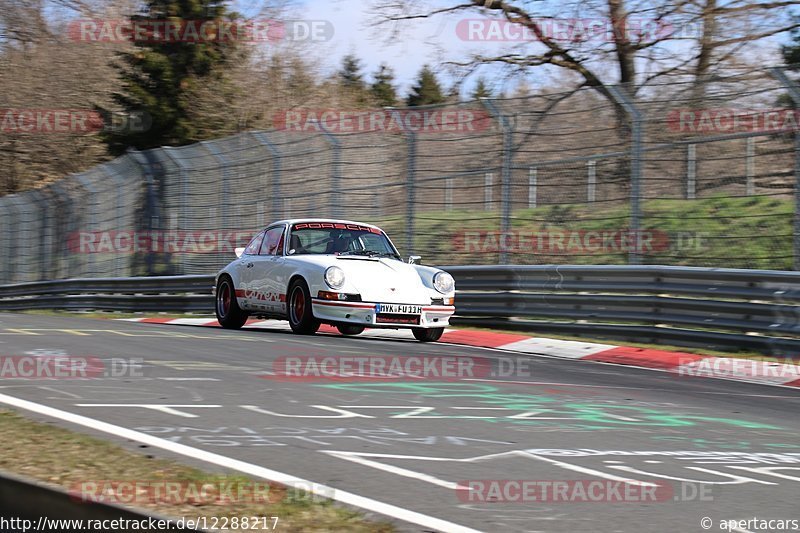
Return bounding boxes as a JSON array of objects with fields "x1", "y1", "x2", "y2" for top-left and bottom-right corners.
[
  {"x1": 359, "y1": 233, "x2": 392, "y2": 253},
  {"x1": 243, "y1": 231, "x2": 265, "y2": 255},
  {"x1": 260, "y1": 226, "x2": 285, "y2": 256}
]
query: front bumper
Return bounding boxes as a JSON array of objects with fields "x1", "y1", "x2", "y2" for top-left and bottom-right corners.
[{"x1": 311, "y1": 299, "x2": 455, "y2": 328}]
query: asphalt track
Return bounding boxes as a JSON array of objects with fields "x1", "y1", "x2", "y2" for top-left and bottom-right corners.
[{"x1": 0, "y1": 313, "x2": 799, "y2": 533}]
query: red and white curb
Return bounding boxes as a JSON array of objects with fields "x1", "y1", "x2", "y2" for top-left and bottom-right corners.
[{"x1": 118, "y1": 317, "x2": 800, "y2": 388}]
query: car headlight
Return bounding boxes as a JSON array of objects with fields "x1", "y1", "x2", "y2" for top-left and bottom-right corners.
[
  {"x1": 324, "y1": 266, "x2": 346, "y2": 290},
  {"x1": 433, "y1": 271, "x2": 455, "y2": 294}
]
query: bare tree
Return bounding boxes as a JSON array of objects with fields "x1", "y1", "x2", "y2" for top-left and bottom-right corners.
[
  {"x1": 0, "y1": 0, "x2": 134, "y2": 193},
  {"x1": 372, "y1": 0, "x2": 800, "y2": 105}
]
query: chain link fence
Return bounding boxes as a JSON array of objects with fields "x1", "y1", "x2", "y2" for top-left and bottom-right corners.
[{"x1": 1, "y1": 67, "x2": 799, "y2": 283}]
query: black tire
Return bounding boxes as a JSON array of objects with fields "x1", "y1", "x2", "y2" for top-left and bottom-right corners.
[
  {"x1": 215, "y1": 276, "x2": 248, "y2": 329},
  {"x1": 288, "y1": 279, "x2": 320, "y2": 335},
  {"x1": 337, "y1": 324, "x2": 365, "y2": 336},
  {"x1": 412, "y1": 327, "x2": 445, "y2": 342}
]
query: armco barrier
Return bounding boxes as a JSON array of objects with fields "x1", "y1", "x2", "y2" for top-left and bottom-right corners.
[
  {"x1": 0, "y1": 266, "x2": 798, "y2": 354},
  {"x1": 0, "y1": 470, "x2": 203, "y2": 531}
]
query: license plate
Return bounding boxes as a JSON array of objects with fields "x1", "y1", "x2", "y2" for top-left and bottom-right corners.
[
  {"x1": 375, "y1": 303, "x2": 422, "y2": 314},
  {"x1": 376, "y1": 315, "x2": 420, "y2": 325}
]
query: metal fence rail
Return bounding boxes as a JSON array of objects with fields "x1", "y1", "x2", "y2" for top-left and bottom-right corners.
[
  {"x1": 2, "y1": 266, "x2": 799, "y2": 355},
  {"x1": 2, "y1": 67, "x2": 800, "y2": 282}
]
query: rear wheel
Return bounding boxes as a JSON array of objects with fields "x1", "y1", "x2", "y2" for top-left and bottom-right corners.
[
  {"x1": 412, "y1": 327, "x2": 444, "y2": 342},
  {"x1": 288, "y1": 279, "x2": 320, "y2": 335},
  {"x1": 337, "y1": 325, "x2": 365, "y2": 336},
  {"x1": 216, "y1": 276, "x2": 248, "y2": 329}
]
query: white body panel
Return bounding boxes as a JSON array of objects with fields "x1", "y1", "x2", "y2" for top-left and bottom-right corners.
[{"x1": 214, "y1": 219, "x2": 455, "y2": 330}]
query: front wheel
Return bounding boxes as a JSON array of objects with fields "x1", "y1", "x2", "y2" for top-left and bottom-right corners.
[
  {"x1": 288, "y1": 279, "x2": 320, "y2": 335},
  {"x1": 216, "y1": 276, "x2": 249, "y2": 329},
  {"x1": 412, "y1": 327, "x2": 444, "y2": 342},
  {"x1": 337, "y1": 325, "x2": 365, "y2": 336}
]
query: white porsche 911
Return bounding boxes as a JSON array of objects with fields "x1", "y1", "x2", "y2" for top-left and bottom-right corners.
[{"x1": 213, "y1": 219, "x2": 456, "y2": 342}]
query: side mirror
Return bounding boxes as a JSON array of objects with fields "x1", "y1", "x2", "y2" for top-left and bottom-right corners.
[
  {"x1": 408, "y1": 255, "x2": 422, "y2": 265},
  {"x1": 235, "y1": 247, "x2": 245, "y2": 258}
]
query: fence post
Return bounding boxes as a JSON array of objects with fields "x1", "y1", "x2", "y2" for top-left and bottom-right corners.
[
  {"x1": 687, "y1": 144, "x2": 697, "y2": 199},
  {"x1": 161, "y1": 148, "x2": 189, "y2": 275},
  {"x1": 746, "y1": 136, "x2": 755, "y2": 196},
  {"x1": 126, "y1": 149, "x2": 159, "y2": 276},
  {"x1": 102, "y1": 163, "x2": 129, "y2": 277},
  {"x1": 74, "y1": 174, "x2": 97, "y2": 277},
  {"x1": 445, "y1": 177, "x2": 453, "y2": 211},
  {"x1": 4, "y1": 196, "x2": 26, "y2": 282},
  {"x1": 406, "y1": 130, "x2": 416, "y2": 258},
  {"x1": 587, "y1": 160, "x2": 597, "y2": 203},
  {"x1": 529, "y1": 167, "x2": 537, "y2": 209},
  {"x1": 49, "y1": 182, "x2": 71, "y2": 280},
  {"x1": 384, "y1": 108, "x2": 417, "y2": 257},
  {"x1": 315, "y1": 121, "x2": 342, "y2": 219},
  {"x1": 30, "y1": 189, "x2": 51, "y2": 281},
  {"x1": 608, "y1": 86, "x2": 645, "y2": 265},
  {"x1": 482, "y1": 98, "x2": 513, "y2": 264},
  {"x1": 250, "y1": 132, "x2": 283, "y2": 220},
  {"x1": 484, "y1": 172, "x2": 494, "y2": 210},
  {"x1": 771, "y1": 67, "x2": 800, "y2": 271},
  {"x1": 0, "y1": 198, "x2": 9, "y2": 282},
  {"x1": 200, "y1": 141, "x2": 230, "y2": 227}
]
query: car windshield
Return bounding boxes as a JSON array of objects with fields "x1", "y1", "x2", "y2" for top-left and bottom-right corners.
[{"x1": 288, "y1": 223, "x2": 400, "y2": 259}]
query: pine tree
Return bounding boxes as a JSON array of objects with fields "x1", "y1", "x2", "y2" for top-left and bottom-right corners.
[
  {"x1": 339, "y1": 54, "x2": 366, "y2": 91},
  {"x1": 406, "y1": 65, "x2": 445, "y2": 106},
  {"x1": 338, "y1": 53, "x2": 371, "y2": 105},
  {"x1": 102, "y1": 0, "x2": 240, "y2": 153},
  {"x1": 471, "y1": 77, "x2": 493, "y2": 100},
  {"x1": 370, "y1": 63, "x2": 397, "y2": 107},
  {"x1": 782, "y1": 29, "x2": 800, "y2": 69}
]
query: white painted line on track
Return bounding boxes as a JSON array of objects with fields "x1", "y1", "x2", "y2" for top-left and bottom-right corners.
[
  {"x1": 0, "y1": 392, "x2": 484, "y2": 533},
  {"x1": 499, "y1": 337, "x2": 616, "y2": 358}
]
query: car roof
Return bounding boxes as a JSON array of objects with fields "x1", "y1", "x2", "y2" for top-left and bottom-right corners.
[{"x1": 269, "y1": 219, "x2": 384, "y2": 231}]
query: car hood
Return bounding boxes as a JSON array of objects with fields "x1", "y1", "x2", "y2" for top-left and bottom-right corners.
[
  {"x1": 293, "y1": 255, "x2": 432, "y2": 304},
  {"x1": 337, "y1": 257, "x2": 431, "y2": 303}
]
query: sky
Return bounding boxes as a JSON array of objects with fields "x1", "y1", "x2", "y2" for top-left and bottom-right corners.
[
  {"x1": 300, "y1": 0, "x2": 470, "y2": 93},
  {"x1": 236, "y1": 0, "x2": 516, "y2": 97},
  {"x1": 235, "y1": 0, "x2": 797, "y2": 98}
]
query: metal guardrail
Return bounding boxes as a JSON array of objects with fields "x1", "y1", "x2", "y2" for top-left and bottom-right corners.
[
  {"x1": 0, "y1": 275, "x2": 214, "y2": 312},
  {"x1": 445, "y1": 265, "x2": 800, "y2": 355},
  {"x1": 0, "y1": 266, "x2": 799, "y2": 354},
  {"x1": 0, "y1": 470, "x2": 204, "y2": 531}
]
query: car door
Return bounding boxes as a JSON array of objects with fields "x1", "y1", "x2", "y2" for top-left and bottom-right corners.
[
  {"x1": 237, "y1": 230, "x2": 266, "y2": 310},
  {"x1": 250, "y1": 225, "x2": 287, "y2": 313}
]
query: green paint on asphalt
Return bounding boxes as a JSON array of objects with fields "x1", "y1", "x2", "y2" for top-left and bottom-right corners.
[{"x1": 318, "y1": 382, "x2": 782, "y2": 430}]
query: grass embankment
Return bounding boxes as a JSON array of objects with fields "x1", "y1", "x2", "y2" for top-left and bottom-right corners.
[
  {"x1": 378, "y1": 196, "x2": 793, "y2": 270},
  {"x1": 0, "y1": 410, "x2": 393, "y2": 532}
]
